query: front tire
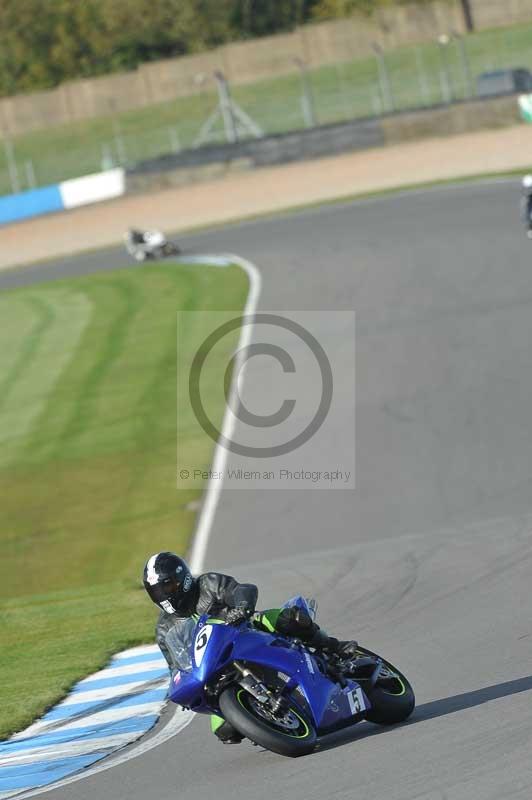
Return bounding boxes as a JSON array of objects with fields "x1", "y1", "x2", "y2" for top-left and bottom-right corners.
[
  {"x1": 355, "y1": 647, "x2": 415, "y2": 725},
  {"x1": 219, "y1": 686, "x2": 316, "y2": 757},
  {"x1": 162, "y1": 243, "x2": 180, "y2": 256}
]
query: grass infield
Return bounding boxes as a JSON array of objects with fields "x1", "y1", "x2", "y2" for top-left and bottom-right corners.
[{"x1": 0, "y1": 260, "x2": 248, "y2": 739}]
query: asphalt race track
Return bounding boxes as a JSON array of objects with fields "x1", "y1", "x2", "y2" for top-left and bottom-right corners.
[{"x1": 4, "y1": 180, "x2": 532, "y2": 800}]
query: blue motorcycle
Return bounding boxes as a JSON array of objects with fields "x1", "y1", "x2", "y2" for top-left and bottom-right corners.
[{"x1": 168, "y1": 596, "x2": 414, "y2": 757}]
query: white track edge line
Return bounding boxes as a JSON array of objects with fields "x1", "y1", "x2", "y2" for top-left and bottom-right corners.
[
  {"x1": 9, "y1": 253, "x2": 262, "y2": 799},
  {"x1": 188, "y1": 254, "x2": 262, "y2": 573}
]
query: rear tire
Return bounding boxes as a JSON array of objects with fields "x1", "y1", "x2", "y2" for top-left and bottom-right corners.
[
  {"x1": 219, "y1": 686, "x2": 316, "y2": 757},
  {"x1": 355, "y1": 647, "x2": 415, "y2": 725}
]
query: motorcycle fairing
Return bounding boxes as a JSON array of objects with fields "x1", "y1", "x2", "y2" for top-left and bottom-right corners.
[{"x1": 168, "y1": 615, "x2": 369, "y2": 732}]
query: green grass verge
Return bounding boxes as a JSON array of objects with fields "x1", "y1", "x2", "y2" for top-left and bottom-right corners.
[
  {"x1": 2, "y1": 20, "x2": 531, "y2": 195},
  {"x1": 0, "y1": 260, "x2": 248, "y2": 739}
]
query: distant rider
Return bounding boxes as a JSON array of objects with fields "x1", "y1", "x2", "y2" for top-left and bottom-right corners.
[
  {"x1": 143, "y1": 551, "x2": 358, "y2": 745},
  {"x1": 127, "y1": 228, "x2": 146, "y2": 245},
  {"x1": 521, "y1": 175, "x2": 532, "y2": 238}
]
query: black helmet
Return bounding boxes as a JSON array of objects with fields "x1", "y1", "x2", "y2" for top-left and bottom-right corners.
[{"x1": 143, "y1": 552, "x2": 197, "y2": 615}]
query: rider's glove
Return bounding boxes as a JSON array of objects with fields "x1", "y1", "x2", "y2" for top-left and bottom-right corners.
[
  {"x1": 225, "y1": 605, "x2": 252, "y2": 625},
  {"x1": 278, "y1": 606, "x2": 314, "y2": 634},
  {"x1": 337, "y1": 640, "x2": 359, "y2": 658},
  {"x1": 328, "y1": 639, "x2": 359, "y2": 658}
]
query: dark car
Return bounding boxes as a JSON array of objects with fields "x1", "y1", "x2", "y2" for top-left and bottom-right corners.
[{"x1": 476, "y1": 68, "x2": 532, "y2": 97}]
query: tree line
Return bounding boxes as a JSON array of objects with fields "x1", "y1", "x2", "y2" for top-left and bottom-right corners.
[{"x1": 0, "y1": 0, "x2": 437, "y2": 96}]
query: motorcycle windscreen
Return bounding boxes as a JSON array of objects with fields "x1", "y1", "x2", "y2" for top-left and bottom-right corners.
[
  {"x1": 281, "y1": 595, "x2": 318, "y2": 621},
  {"x1": 164, "y1": 617, "x2": 196, "y2": 671}
]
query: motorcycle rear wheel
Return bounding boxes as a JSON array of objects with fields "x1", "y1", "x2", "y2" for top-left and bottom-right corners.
[{"x1": 219, "y1": 686, "x2": 316, "y2": 757}]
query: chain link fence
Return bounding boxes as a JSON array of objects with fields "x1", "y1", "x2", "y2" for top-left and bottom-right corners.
[{"x1": 1, "y1": 21, "x2": 531, "y2": 196}]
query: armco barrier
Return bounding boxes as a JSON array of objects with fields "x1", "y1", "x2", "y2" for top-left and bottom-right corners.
[
  {"x1": 126, "y1": 93, "x2": 522, "y2": 194},
  {"x1": 0, "y1": 168, "x2": 125, "y2": 226},
  {"x1": 0, "y1": 185, "x2": 64, "y2": 225},
  {"x1": 126, "y1": 117, "x2": 384, "y2": 193},
  {"x1": 60, "y1": 168, "x2": 125, "y2": 210}
]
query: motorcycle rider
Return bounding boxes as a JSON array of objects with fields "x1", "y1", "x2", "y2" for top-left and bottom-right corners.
[
  {"x1": 128, "y1": 228, "x2": 146, "y2": 245},
  {"x1": 521, "y1": 175, "x2": 532, "y2": 238},
  {"x1": 124, "y1": 228, "x2": 149, "y2": 261},
  {"x1": 124, "y1": 227, "x2": 179, "y2": 261},
  {"x1": 143, "y1": 551, "x2": 358, "y2": 745}
]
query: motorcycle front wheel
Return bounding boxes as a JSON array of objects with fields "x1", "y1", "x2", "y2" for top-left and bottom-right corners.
[
  {"x1": 162, "y1": 243, "x2": 180, "y2": 256},
  {"x1": 219, "y1": 685, "x2": 316, "y2": 757},
  {"x1": 354, "y1": 646, "x2": 415, "y2": 725}
]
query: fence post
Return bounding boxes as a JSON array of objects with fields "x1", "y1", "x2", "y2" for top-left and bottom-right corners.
[
  {"x1": 415, "y1": 48, "x2": 432, "y2": 106},
  {"x1": 108, "y1": 99, "x2": 127, "y2": 164},
  {"x1": 438, "y1": 70, "x2": 452, "y2": 104},
  {"x1": 194, "y1": 72, "x2": 262, "y2": 147},
  {"x1": 453, "y1": 31, "x2": 474, "y2": 98},
  {"x1": 112, "y1": 119, "x2": 127, "y2": 164},
  {"x1": 437, "y1": 35, "x2": 454, "y2": 103},
  {"x1": 335, "y1": 61, "x2": 351, "y2": 121},
  {"x1": 371, "y1": 88, "x2": 383, "y2": 116},
  {"x1": 101, "y1": 144, "x2": 115, "y2": 170},
  {"x1": 294, "y1": 57, "x2": 316, "y2": 128},
  {"x1": 2, "y1": 137, "x2": 20, "y2": 194},
  {"x1": 24, "y1": 160, "x2": 36, "y2": 189},
  {"x1": 372, "y1": 43, "x2": 395, "y2": 113},
  {"x1": 214, "y1": 70, "x2": 239, "y2": 143}
]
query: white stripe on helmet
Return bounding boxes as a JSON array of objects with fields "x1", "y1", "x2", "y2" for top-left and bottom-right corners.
[{"x1": 145, "y1": 553, "x2": 160, "y2": 585}]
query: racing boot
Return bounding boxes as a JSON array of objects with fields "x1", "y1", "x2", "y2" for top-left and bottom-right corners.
[
  {"x1": 211, "y1": 716, "x2": 244, "y2": 745},
  {"x1": 307, "y1": 628, "x2": 358, "y2": 658},
  {"x1": 276, "y1": 607, "x2": 358, "y2": 657}
]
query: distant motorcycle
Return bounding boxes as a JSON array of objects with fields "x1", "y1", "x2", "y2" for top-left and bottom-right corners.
[
  {"x1": 168, "y1": 596, "x2": 415, "y2": 757},
  {"x1": 521, "y1": 175, "x2": 532, "y2": 239},
  {"x1": 124, "y1": 228, "x2": 181, "y2": 261}
]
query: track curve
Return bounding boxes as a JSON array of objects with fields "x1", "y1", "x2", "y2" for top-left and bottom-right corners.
[{"x1": 4, "y1": 180, "x2": 532, "y2": 800}]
